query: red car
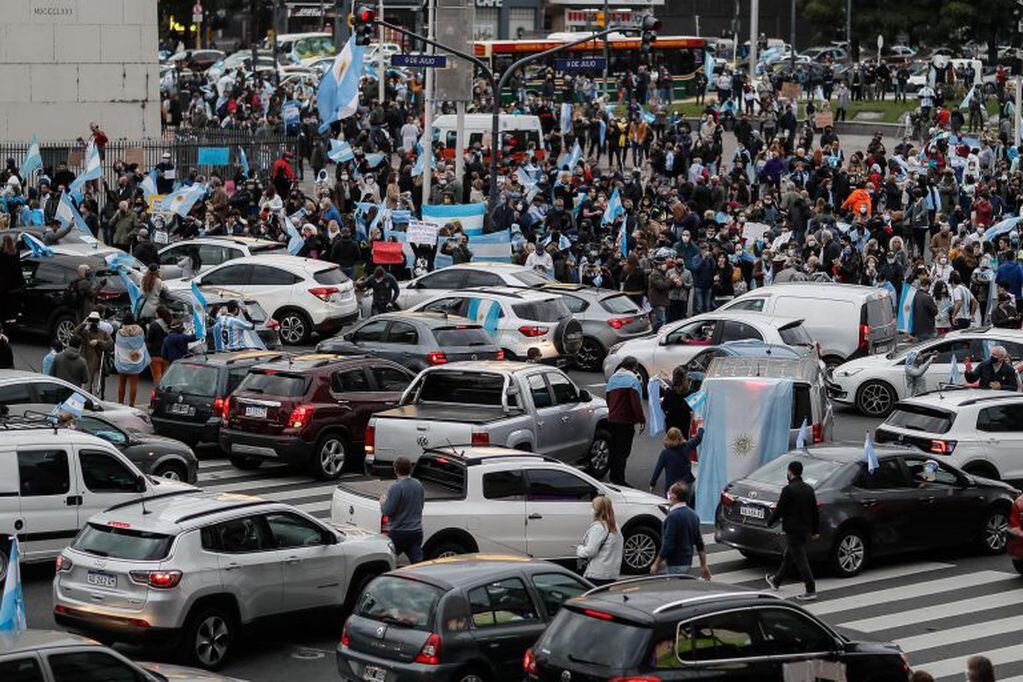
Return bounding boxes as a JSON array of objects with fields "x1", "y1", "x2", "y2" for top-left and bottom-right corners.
[
  {"x1": 1009, "y1": 493, "x2": 1023, "y2": 574},
  {"x1": 220, "y1": 353, "x2": 415, "y2": 479}
]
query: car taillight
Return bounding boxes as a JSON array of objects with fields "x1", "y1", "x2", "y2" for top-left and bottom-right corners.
[
  {"x1": 149, "y1": 388, "x2": 156, "y2": 408},
  {"x1": 495, "y1": 349, "x2": 505, "y2": 360},
  {"x1": 365, "y1": 425, "x2": 375, "y2": 454},
  {"x1": 931, "y1": 439, "x2": 957, "y2": 455},
  {"x1": 55, "y1": 555, "x2": 72, "y2": 572},
  {"x1": 287, "y1": 404, "x2": 315, "y2": 429},
  {"x1": 380, "y1": 514, "x2": 390, "y2": 534},
  {"x1": 414, "y1": 633, "x2": 441, "y2": 665},
  {"x1": 427, "y1": 351, "x2": 448, "y2": 365},
  {"x1": 340, "y1": 622, "x2": 350, "y2": 647},
  {"x1": 720, "y1": 490, "x2": 736, "y2": 506},
  {"x1": 608, "y1": 677, "x2": 662, "y2": 682},
  {"x1": 213, "y1": 396, "x2": 229, "y2": 420},
  {"x1": 858, "y1": 323, "x2": 870, "y2": 351},
  {"x1": 523, "y1": 648, "x2": 537, "y2": 676},
  {"x1": 129, "y1": 570, "x2": 182, "y2": 589},
  {"x1": 265, "y1": 318, "x2": 280, "y2": 330},
  {"x1": 471, "y1": 431, "x2": 490, "y2": 446},
  {"x1": 517, "y1": 325, "x2": 549, "y2": 337},
  {"x1": 308, "y1": 286, "x2": 339, "y2": 302},
  {"x1": 96, "y1": 289, "x2": 121, "y2": 300},
  {"x1": 812, "y1": 423, "x2": 823, "y2": 443},
  {"x1": 607, "y1": 317, "x2": 632, "y2": 329}
]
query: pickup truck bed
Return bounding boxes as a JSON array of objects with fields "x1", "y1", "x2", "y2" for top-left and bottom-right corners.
[
  {"x1": 376, "y1": 404, "x2": 515, "y2": 424},
  {"x1": 336, "y1": 479, "x2": 463, "y2": 502}
]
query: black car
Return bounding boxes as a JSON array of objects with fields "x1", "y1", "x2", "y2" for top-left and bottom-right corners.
[
  {"x1": 715, "y1": 446, "x2": 1018, "y2": 577},
  {"x1": 338, "y1": 556, "x2": 593, "y2": 682},
  {"x1": 316, "y1": 311, "x2": 503, "y2": 371},
  {"x1": 72, "y1": 413, "x2": 199, "y2": 482},
  {"x1": 527, "y1": 576, "x2": 910, "y2": 681},
  {"x1": 15, "y1": 254, "x2": 131, "y2": 345},
  {"x1": 150, "y1": 350, "x2": 287, "y2": 447}
]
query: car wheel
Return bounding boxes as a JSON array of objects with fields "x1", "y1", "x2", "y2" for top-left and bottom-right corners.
[
  {"x1": 153, "y1": 461, "x2": 187, "y2": 481},
  {"x1": 455, "y1": 668, "x2": 488, "y2": 682},
  {"x1": 830, "y1": 528, "x2": 869, "y2": 577},
  {"x1": 584, "y1": 429, "x2": 612, "y2": 480},
  {"x1": 425, "y1": 540, "x2": 471, "y2": 560},
  {"x1": 575, "y1": 337, "x2": 605, "y2": 372},
  {"x1": 183, "y1": 607, "x2": 235, "y2": 670},
  {"x1": 229, "y1": 455, "x2": 262, "y2": 471},
  {"x1": 1013, "y1": 559, "x2": 1023, "y2": 575},
  {"x1": 621, "y1": 525, "x2": 660, "y2": 574},
  {"x1": 855, "y1": 380, "x2": 897, "y2": 417},
  {"x1": 275, "y1": 309, "x2": 311, "y2": 345},
  {"x1": 53, "y1": 313, "x2": 77, "y2": 348},
  {"x1": 980, "y1": 508, "x2": 1009, "y2": 554},
  {"x1": 309, "y1": 434, "x2": 348, "y2": 480}
]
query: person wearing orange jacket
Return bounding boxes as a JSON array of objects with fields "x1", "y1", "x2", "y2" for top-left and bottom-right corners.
[{"x1": 841, "y1": 181, "x2": 872, "y2": 216}]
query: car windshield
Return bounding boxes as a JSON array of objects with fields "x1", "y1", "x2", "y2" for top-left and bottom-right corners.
[
  {"x1": 511, "y1": 270, "x2": 551, "y2": 287},
  {"x1": 535, "y1": 609, "x2": 649, "y2": 669},
  {"x1": 886, "y1": 405, "x2": 954, "y2": 434},
  {"x1": 238, "y1": 371, "x2": 309, "y2": 397},
  {"x1": 433, "y1": 326, "x2": 492, "y2": 347},
  {"x1": 513, "y1": 299, "x2": 571, "y2": 322},
  {"x1": 160, "y1": 362, "x2": 220, "y2": 397},
  {"x1": 73, "y1": 523, "x2": 174, "y2": 561},
  {"x1": 778, "y1": 322, "x2": 814, "y2": 346},
  {"x1": 356, "y1": 576, "x2": 443, "y2": 629},
  {"x1": 747, "y1": 454, "x2": 843, "y2": 488},
  {"x1": 600, "y1": 294, "x2": 642, "y2": 315},
  {"x1": 417, "y1": 370, "x2": 506, "y2": 406}
]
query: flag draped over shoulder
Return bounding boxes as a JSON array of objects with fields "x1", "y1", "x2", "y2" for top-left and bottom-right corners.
[{"x1": 113, "y1": 331, "x2": 150, "y2": 374}]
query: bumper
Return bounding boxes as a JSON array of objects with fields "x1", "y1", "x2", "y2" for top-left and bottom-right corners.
[
  {"x1": 337, "y1": 646, "x2": 463, "y2": 681},
  {"x1": 314, "y1": 310, "x2": 360, "y2": 336},
  {"x1": 151, "y1": 415, "x2": 221, "y2": 445},
  {"x1": 220, "y1": 428, "x2": 316, "y2": 465},
  {"x1": 54, "y1": 605, "x2": 180, "y2": 646},
  {"x1": 364, "y1": 454, "x2": 395, "y2": 478},
  {"x1": 715, "y1": 517, "x2": 831, "y2": 562},
  {"x1": 825, "y1": 379, "x2": 852, "y2": 404}
]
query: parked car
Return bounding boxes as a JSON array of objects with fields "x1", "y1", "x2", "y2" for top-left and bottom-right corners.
[
  {"x1": 410, "y1": 287, "x2": 583, "y2": 364},
  {"x1": 53, "y1": 491, "x2": 394, "y2": 669},
  {"x1": 715, "y1": 446, "x2": 1017, "y2": 577},
  {"x1": 157, "y1": 236, "x2": 286, "y2": 279},
  {"x1": 536, "y1": 283, "x2": 651, "y2": 371},
  {"x1": 151, "y1": 350, "x2": 286, "y2": 447},
  {"x1": 602, "y1": 311, "x2": 815, "y2": 383},
  {"x1": 221, "y1": 353, "x2": 415, "y2": 478},
  {"x1": 71, "y1": 413, "x2": 198, "y2": 482},
  {"x1": 680, "y1": 340, "x2": 809, "y2": 392},
  {"x1": 396, "y1": 263, "x2": 550, "y2": 310},
  {"x1": 828, "y1": 328, "x2": 1023, "y2": 417},
  {"x1": 338, "y1": 556, "x2": 593, "y2": 682},
  {"x1": 316, "y1": 311, "x2": 503, "y2": 371},
  {"x1": 525, "y1": 576, "x2": 911, "y2": 680},
  {"x1": 334, "y1": 447, "x2": 667, "y2": 572},
  {"x1": 0, "y1": 630, "x2": 244, "y2": 682},
  {"x1": 1008, "y1": 492, "x2": 1023, "y2": 575},
  {"x1": 364, "y1": 362, "x2": 612, "y2": 479},
  {"x1": 720, "y1": 282, "x2": 897, "y2": 366}
]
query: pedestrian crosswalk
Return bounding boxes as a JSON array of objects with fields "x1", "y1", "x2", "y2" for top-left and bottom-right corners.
[{"x1": 194, "y1": 459, "x2": 1023, "y2": 682}]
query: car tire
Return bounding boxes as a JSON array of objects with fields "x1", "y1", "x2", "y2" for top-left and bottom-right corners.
[
  {"x1": 52, "y1": 313, "x2": 78, "y2": 348},
  {"x1": 454, "y1": 667, "x2": 488, "y2": 682},
  {"x1": 153, "y1": 461, "x2": 188, "y2": 481},
  {"x1": 182, "y1": 606, "x2": 236, "y2": 670},
  {"x1": 621, "y1": 524, "x2": 660, "y2": 575},
  {"x1": 575, "y1": 337, "x2": 606, "y2": 373},
  {"x1": 275, "y1": 309, "x2": 312, "y2": 345},
  {"x1": 308, "y1": 433, "x2": 348, "y2": 480},
  {"x1": 1013, "y1": 559, "x2": 1023, "y2": 575},
  {"x1": 342, "y1": 570, "x2": 379, "y2": 615},
  {"x1": 229, "y1": 455, "x2": 262, "y2": 471},
  {"x1": 855, "y1": 380, "x2": 897, "y2": 418},
  {"x1": 979, "y1": 507, "x2": 1009, "y2": 555},
  {"x1": 584, "y1": 429, "x2": 612, "y2": 480},
  {"x1": 425, "y1": 539, "x2": 472, "y2": 560},
  {"x1": 830, "y1": 528, "x2": 869, "y2": 577}
]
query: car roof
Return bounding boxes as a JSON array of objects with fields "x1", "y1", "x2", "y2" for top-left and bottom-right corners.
[
  {"x1": 24, "y1": 252, "x2": 111, "y2": 268},
  {"x1": 731, "y1": 281, "x2": 887, "y2": 302},
  {"x1": 946, "y1": 326, "x2": 1023, "y2": 340},
  {"x1": 90, "y1": 489, "x2": 284, "y2": 535},
  {"x1": 0, "y1": 629, "x2": 98, "y2": 655},
  {"x1": 428, "y1": 360, "x2": 540, "y2": 374},
  {"x1": 390, "y1": 554, "x2": 572, "y2": 590},
  {"x1": 458, "y1": 286, "x2": 562, "y2": 301},
  {"x1": 705, "y1": 355, "x2": 821, "y2": 383},
  {"x1": 795, "y1": 444, "x2": 918, "y2": 463},
  {"x1": 716, "y1": 341, "x2": 806, "y2": 358},
  {"x1": 250, "y1": 352, "x2": 366, "y2": 373},
  {"x1": 895, "y1": 388, "x2": 1023, "y2": 409},
  {"x1": 160, "y1": 236, "x2": 283, "y2": 251},
  {"x1": 176, "y1": 350, "x2": 287, "y2": 367},
  {"x1": 424, "y1": 445, "x2": 555, "y2": 465},
  {"x1": 689, "y1": 311, "x2": 804, "y2": 328},
  {"x1": 371, "y1": 311, "x2": 484, "y2": 328},
  {"x1": 223, "y1": 254, "x2": 337, "y2": 272}
]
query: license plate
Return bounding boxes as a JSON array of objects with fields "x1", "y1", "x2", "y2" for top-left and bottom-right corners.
[
  {"x1": 245, "y1": 406, "x2": 267, "y2": 419},
  {"x1": 739, "y1": 505, "x2": 766, "y2": 520},
  {"x1": 87, "y1": 570, "x2": 116, "y2": 588},
  {"x1": 169, "y1": 403, "x2": 194, "y2": 416},
  {"x1": 362, "y1": 665, "x2": 387, "y2": 682},
  {"x1": 875, "y1": 343, "x2": 892, "y2": 354}
]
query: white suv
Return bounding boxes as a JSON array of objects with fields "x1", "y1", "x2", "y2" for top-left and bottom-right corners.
[
  {"x1": 169, "y1": 254, "x2": 358, "y2": 344},
  {"x1": 408, "y1": 286, "x2": 583, "y2": 362},
  {"x1": 875, "y1": 389, "x2": 1023, "y2": 481},
  {"x1": 157, "y1": 236, "x2": 286, "y2": 278},
  {"x1": 396, "y1": 263, "x2": 551, "y2": 309},
  {"x1": 54, "y1": 491, "x2": 395, "y2": 669}
]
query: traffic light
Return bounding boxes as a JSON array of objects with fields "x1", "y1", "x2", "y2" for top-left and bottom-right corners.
[
  {"x1": 640, "y1": 14, "x2": 661, "y2": 62},
  {"x1": 352, "y1": 6, "x2": 376, "y2": 46}
]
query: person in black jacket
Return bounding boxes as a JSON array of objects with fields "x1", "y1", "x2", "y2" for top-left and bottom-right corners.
[
  {"x1": 660, "y1": 367, "x2": 693, "y2": 435},
  {"x1": 966, "y1": 345, "x2": 1018, "y2": 390},
  {"x1": 765, "y1": 460, "x2": 820, "y2": 600}
]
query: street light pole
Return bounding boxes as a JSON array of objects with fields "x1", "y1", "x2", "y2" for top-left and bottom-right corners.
[
  {"x1": 845, "y1": 0, "x2": 852, "y2": 65},
  {"x1": 789, "y1": 0, "x2": 795, "y2": 71},
  {"x1": 378, "y1": 0, "x2": 385, "y2": 103},
  {"x1": 422, "y1": 0, "x2": 436, "y2": 207},
  {"x1": 749, "y1": 0, "x2": 758, "y2": 84}
]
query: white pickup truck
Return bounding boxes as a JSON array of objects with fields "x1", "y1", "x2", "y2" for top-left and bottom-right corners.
[
  {"x1": 332, "y1": 446, "x2": 668, "y2": 574},
  {"x1": 364, "y1": 361, "x2": 613, "y2": 479}
]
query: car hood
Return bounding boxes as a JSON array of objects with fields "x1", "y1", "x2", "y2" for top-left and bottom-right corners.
[
  {"x1": 970, "y1": 474, "x2": 1020, "y2": 496},
  {"x1": 127, "y1": 429, "x2": 192, "y2": 450},
  {"x1": 146, "y1": 477, "x2": 198, "y2": 494},
  {"x1": 140, "y1": 662, "x2": 248, "y2": 681},
  {"x1": 610, "y1": 335, "x2": 658, "y2": 356},
  {"x1": 607, "y1": 484, "x2": 669, "y2": 507},
  {"x1": 832, "y1": 353, "x2": 893, "y2": 376}
]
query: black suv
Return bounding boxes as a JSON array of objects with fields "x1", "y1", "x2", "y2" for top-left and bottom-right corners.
[
  {"x1": 339, "y1": 556, "x2": 592, "y2": 682},
  {"x1": 150, "y1": 350, "x2": 287, "y2": 447},
  {"x1": 526, "y1": 576, "x2": 910, "y2": 681}
]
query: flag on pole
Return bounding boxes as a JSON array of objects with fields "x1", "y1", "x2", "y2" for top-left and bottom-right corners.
[
  {"x1": 316, "y1": 35, "x2": 366, "y2": 133},
  {"x1": 160, "y1": 183, "x2": 208, "y2": 218},
  {"x1": 960, "y1": 84, "x2": 976, "y2": 110},
  {"x1": 795, "y1": 418, "x2": 809, "y2": 450},
  {"x1": 190, "y1": 282, "x2": 208, "y2": 341},
  {"x1": 328, "y1": 139, "x2": 355, "y2": 163},
  {"x1": 54, "y1": 192, "x2": 97, "y2": 244},
  {"x1": 864, "y1": 431, "x2": 879, "y2": 473},
  {"x1": 238, "y1": 147, "x2": 250, "y2": 178},
  {"x1": 896, "y1": 283, "x2": 916, "y2": 334},
  {"x1": 602, "y1": 188, "x2": 624, "y2": 227},
  {"x1": 560, "y1": 140, "x2": 583, "y2": 170},
  {"x1": 20, "y1": 135, "x2": 41, "y2": 177},
  {"x1": 0, "y1": 536, "x2": 26, "y2": 632},
  {"x1": 68, "y1": 141, "x2": 101, "y2": 195},
  {"x1": 20, "y1": 233, "x2": 53, "y2": 258}
]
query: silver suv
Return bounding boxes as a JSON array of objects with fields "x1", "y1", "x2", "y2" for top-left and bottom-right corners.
[{"x1": 53, "y1": 491, "x2": 395, "y2": 670}]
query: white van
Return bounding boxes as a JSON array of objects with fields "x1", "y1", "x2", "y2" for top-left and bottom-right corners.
[
  {"x1": 433, "y1": 113, "x2": 547, "y2": 163},
  {"x1": 720, "y1": 283, "x2": 897, "y2": 365},
  {"x1": 270, "y1": 32, "x2": 336, "y2": 66}
]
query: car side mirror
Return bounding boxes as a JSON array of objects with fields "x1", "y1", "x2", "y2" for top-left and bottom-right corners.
[
  {"x1": 85, "y1": 399, "x2": 101, "y2": 412},
  {"x1": 577, "y1": 389, "x2": 592, "y2": 403},
  {"x1": 134, "y1": 474, "x2": 147, "y2": 494},
  {"x1": 325, "y1": 531, "x2": 340, "y2": 545}
]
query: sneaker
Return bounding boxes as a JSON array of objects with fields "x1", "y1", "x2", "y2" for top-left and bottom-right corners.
[
  {"x1": 795, "y1": 592, "x2": 817, "y2": 602},
  {"x1": 764, "y1": 573, "x2": 779, "y2": 591}
]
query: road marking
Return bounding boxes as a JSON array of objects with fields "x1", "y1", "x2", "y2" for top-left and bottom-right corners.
[
  {"x1": 806, "y1": 570, "x2": 1007, "y2": 617},
  {"x1": 896, "y1": 614, "x2": 1023, "y2": 654},
  {"x1": 841, "y1": 588, "x2": 1023, "y2": 633},
  {"x1": 910, "y1": 643, "x2": 1023, "y2": 679}
]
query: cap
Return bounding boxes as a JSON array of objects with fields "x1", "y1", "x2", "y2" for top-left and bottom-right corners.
[{"x1": 87, "y1": 311, "x2": 101, "y2": 321}]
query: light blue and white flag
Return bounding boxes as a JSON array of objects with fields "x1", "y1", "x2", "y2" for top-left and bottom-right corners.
[
  {"x1": 983, "y1": 215, "x2": 1021, "y2": 242},
  {"x1": 685, "y1": 387, "x2": 707, "y2": 419},
  {"x1": 68, "y1": 141, "x2": 101, "y2": 195},
  {"x1": 617, "y1": 222, "x2": 628, "y2": 258},
  {"x1": 0, "y1": 537, "x2": 26, "y2": 633},
  {"x1": 897, "y1": 283, "x2": 916, "y2": 334},
  {"x1": 21, "y1": 233, "x2": 53, "y2": 258},
  {"x1": 647, "y1": 378, "x2": 665, "y2": 436},
  {"x1": 20, "y1": 135, "x2": 41, "y2": 177},
  {"x1": 329, "y1": 139, "x2": 355, "y2": 164},
  {"x1": 795, "y1": 418, "x2": 808, "y2": 450},
  {"x1": 703, "y1": 50, "x2": 715, "y2": 89},
  {"x1": 960, "y1": 84, "x2": 976, "y2": 110},
  {"x1": 864, "y1": 430, "x2": 879, "y2": 473},
  {"x1": 421, "y1": 202, "x2": 486, "y2": 235},
  {"x1": 880, "y1": 280, "x2": 898, "y2": 313},
  {"x1": 140, "y1": 169, "x2": 158, "y2": 198},
  {"x1": 559, "y1": 102, "x2": 573, "y2": 134},
  {"x1": 281, "y1": 208, "x2": 306, "y2": 255},
  {"x1": 160, "y1": 183, "x2": 207, "y2": 218},
  {"x1": 238, "y1": 147, "x2": 250, "y2": 178},
  {"x1": 190, "y1": 282, "x2": 208, "y2": 341},
  {"x1": 949, "y1": 352, "x2": 962, "y2": 385},
  {"x1": 365, "y1": 151, "x2": 387, "y2": 168},
  {"x1": 317, "y1": 35, "x2": 366, "y2": 132},
  {"x1": 104, "y1": 252, "x2": 136, "y2": 271},
  {"x1": 55, "y1": 192, "x2": 97, "y2": 244},
  {"x1": 51, "y1": 391, "x2": 87, "y2": 419},
  {"x1": 598, "y1": 118, "x2": 607, "y2": 146},
  {"x1": 117, "y1": 269, "x2": 142, "y2": 316},
  {"x1": 602, "y1": 188, "x2": 624, "y2": 227},
  {"x1": 411, "y1": 228, "x2": 513, "y2": 270},
  {"x1": 113, "y1": 331, "x2": 150, "y2": 375},
  {"x1": 560, "y1": 140, "x2": 583, "y2": 170},
  {"x1": 640, "y1": 105, "x2": 656, "y2": 124}
]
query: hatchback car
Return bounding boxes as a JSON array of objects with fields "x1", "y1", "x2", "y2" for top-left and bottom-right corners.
[
  {"x1": 715, "y1": 446, "x2": 1017, "y2": 577},
  {"x1": 525, "y1": 576, "x2": 910, "y2": 681},
  {"x1": 338, "y1": 556, "x2": 593, "y2": 682},
  {"x1": 221, "y1": 353, "x2": 415, "y2": 478},
  {"x1": 396, "y1": 263, "x2": 551, "y2": 310}
]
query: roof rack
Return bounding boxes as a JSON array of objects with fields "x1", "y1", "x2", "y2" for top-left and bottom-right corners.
[
  {"x1": 652, "y1": 590, "x2": 784, "y2": 614},
  {"x1": 0, "y1": 414, "x2": 60, "y2": 434},
  {"x1": 174, "y1": 499, "x2": 276, "y2": 524},
  {"x1": 105, "y1": 489, "x2": 197, "y2": 512},
  {"x1": 582, "y1": 574, "x2": 696, "y2": 596}
]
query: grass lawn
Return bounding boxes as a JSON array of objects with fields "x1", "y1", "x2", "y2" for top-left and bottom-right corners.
[{"x1": 663, "y1": 96, "x2": 1000, "y2": 124}]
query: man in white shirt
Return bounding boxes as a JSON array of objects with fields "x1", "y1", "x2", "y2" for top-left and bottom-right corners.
[
  {"x1": 400, "y1": 116, "x2": 420, "y2": 154},
  {"x1": 918, "y1": 85, "x2": 936, "y2": 120}
]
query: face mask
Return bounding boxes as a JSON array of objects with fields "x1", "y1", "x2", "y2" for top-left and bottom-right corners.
[
  {"x1": 681, "y1": 235, "x2": 690, "y2": 243},
  {"x1": 940, "y1": 258, "x2": 948, "y2": 265}
]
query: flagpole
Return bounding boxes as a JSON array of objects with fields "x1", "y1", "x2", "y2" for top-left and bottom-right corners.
[{"x1": 422, "y1": 0, "x2": 435, "y2": 208}]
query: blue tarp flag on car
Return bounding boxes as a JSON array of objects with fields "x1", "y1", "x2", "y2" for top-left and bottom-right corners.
[
  {"x1": 68, "y1": 141, "x2": 101, "y2": 195},
  {"x1": 21, "y1": 233, "x2": 53, "y2": 258},
  {"x1": 0, "y1": 536, "x2": 26, "y2": 632},
  {"x1": 317, "y1": 35, "x2": 365, "y2": 133},
  {"x1": 897, "y1": 283, "x2": 916, "y2": 333},
  {"x1": 190, "y1": 282, "x2": 207, "y2": 341},
  {"x1": 695, "y1": 377, "x2": 793, "y2": 523},
  {"x1": 104, "y1": 252, "x2": 136, "y2": 271},
  {"x1": 20, "y1": 134, "x2": 41, "y2": 177}
]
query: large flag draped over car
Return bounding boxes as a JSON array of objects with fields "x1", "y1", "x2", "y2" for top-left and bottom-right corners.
[
  {"x1": 694, "y1": 377, "x2": 794, "y2": 522},
  {"x1": 317, "y1": 35, "x2": 366, "y2": 133},
  {"x1": 0, "y1": 536, "x2": 26, "y2": 632}
]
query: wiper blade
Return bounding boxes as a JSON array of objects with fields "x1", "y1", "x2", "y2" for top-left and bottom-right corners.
[{"x1": 567, "y1": 654, "x2": 605, "y2": 666}]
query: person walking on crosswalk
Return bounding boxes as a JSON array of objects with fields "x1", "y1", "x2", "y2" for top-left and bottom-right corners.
[{"x1": 765, "y1": 460, "x2": 820, "y2": 601}]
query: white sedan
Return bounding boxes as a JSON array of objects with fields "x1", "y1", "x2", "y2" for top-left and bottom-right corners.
[
  {"x1": 828, "y1": 328, "x2": 1023, "y2": 417},
  {"x1": 602, "y1": 311, "x2": 815, "y2": 381}
]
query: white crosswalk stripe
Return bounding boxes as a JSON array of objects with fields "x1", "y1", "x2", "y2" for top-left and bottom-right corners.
[{"x1": 196, "y1": 460, "x2": 340, "y2": 518}]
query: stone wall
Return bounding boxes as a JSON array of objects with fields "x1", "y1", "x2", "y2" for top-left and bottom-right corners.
[{"x1": 0, "y1": 0, "x2": 160, "y2": 141}]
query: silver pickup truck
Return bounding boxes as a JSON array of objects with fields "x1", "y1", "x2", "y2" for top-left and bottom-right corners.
[{"x1": 364, "y1": 361, "x2": 613, "y2": 479}]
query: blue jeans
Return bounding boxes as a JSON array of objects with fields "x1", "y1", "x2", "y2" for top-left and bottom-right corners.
[
  {"x1": 650, "y1": 306, "x2": 666, "y2": 332},
  {"x1": 693, "y1": 288, "x2": 714, "y2": 314},
  {"x1": 389, "y1": 529, "x2": 423, "y2": 564},
  {"x1": 666, "y1": 563, "x2": 693, "y2": 575}
]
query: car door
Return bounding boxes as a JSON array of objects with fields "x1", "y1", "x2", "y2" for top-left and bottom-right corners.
[
  {"x1": 381, "y1": 321, "x2": 422, "y2": 367},
  {"x1": 14, "y1": 447, "x2": 78, "y2": 561},
  {"x1": 263, "y1": 511, "x2": 344, "y2": 611},
  {"x1": 525, "y1": 374, "x2": 565, "y2": 459},
  {"x1": 248, "y1": 264, "x2": 301, "y2": 311},
  {"x1": 529, "y1": 571, "x2": 591, "y2": 620},
  {"x1": 975, "y1": 403, "x2": 1023, "y2": 479},
  {"x1": 347, "y1": 319, "x2": 390, "y2": 355},
  {"x1": 651, "y1": 318, "x2": 719, "y2": 376},
  {"x1": 901, "y1": 453, "x2": 982, "y2": 544},
  {"x1": 200, "y1": 514, "x2": 284, "y2": 619},
  {"x1": 367, "y1": 363, "x2": 414, "y2": 415},
  {"x1": 403, "y1": 269, "x2": 467, "y2": 308},
  {"x1": 849, "y1": 459, "x2": 922, "y2": 554},
  {"x1": 467, "y1": 577, "x2": 545, "y2": 671},
  {"x1": 45, "y1": 648, "x2": 150, "y2": 682},
  {"x1": 478, "y1": 469, "x2": 528, "y2": 554},
  {"x1": 0, "y1": 654, "x2": 45, "y2": 682},
  {"x1": 543, "y1": 371, "x2": 592, "y2": 463},
  {"x1": 200, "y1": 263, "x2": 253, "y2": 290},
  {"x1": 918, "y1": 339, "x2": 974, "y2": 392},
  {"x1": 523, "y1": 467, "x2": 599, "y2": 559},
  {"x1": 754, "y1": 606, "x2": 844, "y2": 679},
  {"x1": 75, "y1": 448, "x2": 145, "y2": 524},
  {"x1": 718, "y1": 319, "x2": 765, "y2": 344},
  {"x1": 671, "y1": 608, "x2": 775, "y2": 678}
]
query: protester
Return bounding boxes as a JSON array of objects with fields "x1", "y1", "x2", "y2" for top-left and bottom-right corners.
[
  {"x1": 765, "y1": 460, "x2": 820, "y2": 601},
  {"x1": 138, "y1": 263, "x2": 168, "y2": 321},
  {"x1": 146, "y1": 306, "x2": 172, "y2": 384},
  {"x1": 966, "y1": 655, "x2": 996, "y2": 682},
  {"x1": 650, "y1": 481, "x2": 711, "y2": 579},
  {"x1": 380, "y1": 456, "x2": 425, "y2": 564},
  {"x1": 575, "y1": 495, "x2": 624, "y2": 586},
  {"x1": 659, "y1": 366, "x2": 693, "y2": 435},
  {"x1": 51, "y1": 336, "x2": 89, "y2": 388},
  {"x1": 74, "y1": 311, "x2": 112, "y2": 394},
  {"x1": 648, "y1": 426, "x2": 704, "y2": 499},
  {"x1": 605, "y1": 356, "x2": 646, "y2": 486},
  {"x1": 41, "y1": 339, "x2": 62, "y2": 376},
  {"x1": 113, "y1": 313, "x2": 149, "y2": 406},
  {"x1": 966, "y1": 345, "x2": 1018, "y2": 390},
  {"x1": 904, "y1": 350, "x2": 936, "y2": 397}
]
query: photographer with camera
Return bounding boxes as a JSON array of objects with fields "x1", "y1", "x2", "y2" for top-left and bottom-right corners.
[{"x1": 74, "y1": 310, "x2": 113, "y2": 396}]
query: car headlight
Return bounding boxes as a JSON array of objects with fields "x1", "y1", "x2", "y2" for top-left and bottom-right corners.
[{"x1": 838, "y1": 368, "x2": 863, "y2": 377}]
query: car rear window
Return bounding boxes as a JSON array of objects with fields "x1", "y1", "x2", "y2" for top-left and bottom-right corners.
[
  {"x1": 512, "y1": 298, "x2": 571, "y2": 322},
  {"x1": 600, "y1": 294, "x2": 642, "y2": 315},
  {"x1": 778, "y1": 322, "x2": 814, "y2": 346},
  {"x1": 160, "y1": 362, "x2": 220, "y2": 397},
  {"x1": 73, "y1": 523, "x2": 175, "y2": 561},
  {"x1": 747, "y1": 454, "x2": 843, "y2": 488},
  {"x1": 865, "y1": 297, "x2": 895, "y2": 327},
  {"x1": 414, "y1": 456, "x2": 466, "y2": 494},
  {"x1": 243, "y1": 301, "x2": 268, "y2": 323},
  {"x1": 238, "y1": 370, "x2": 309, "y2": 397},
  {"x1": 886, "y1": 405, "x2": 954, "y2": 434},
  {"x1": 356, "y1": 576, "x2": 444, "y2": 629},
  {"x1": 313, "y1": 267, "x2": 348, "y2": 285},
  {"x1": 418, "y1": 371, "x2": 505, "y2": 406},
  {"x1": 536, "y1": 608, "x2": 649, "y2": 669},
  {"x1": 433, "y1": 326, "x2": 492, "y2": 347}
]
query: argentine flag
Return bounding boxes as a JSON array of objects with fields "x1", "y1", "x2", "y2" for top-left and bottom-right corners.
[
  {"x1": 161, "y1": 183, "x2": 208, "y2": 218},
  {"x1": 365, "y1": 152, "x2": 387, "y2": 169},
  {"x1": 190, "y1": 282, "x2": 208, "y2": 341},
  {"x1": 117, "y1": 269, "x2": 142, "y2": 316},
  {"x1": 950, "y1": 352, "x2": 962, "y2": 385},
  {"x1": 960, "y1": 84, "x2": 976, "y2": 110},
  {"x1": 113, "y1": 331, "x2": 150, "y2": 375},
  {"x1": 896, "y1": 283, "x2": 916, "y2": 334},
  {"x1": 560, "y1": 140, "x2": 583, "y2": 171},
  {"x1": 602, "y1": 188, "x2": 624, "y2": 227},
  {"x1": 559, "y1": 102, "x2": 573, "y2": 134},
  {"x1": 21, "y1": 135, "x2": 41, "y2": 177},
  {"x1": 238, "y1": 147, "x2": 250, "y2": 178},
  {"x1": 21, "y1": 233, "x2": 53, "y2": 258},
  {"x1": 140, "y1": 169, "x2": 158, "y2": 198},
  {"x1": 317, "y1": 35, "x2": 365, "y2": 133},
  {"x1": 68, "y1": 141, "x2": 101, "y2": 195},
  {"x1": 281, "y1": 208, "x2": 306, "y2": 255},
  {"x1": 864, "y1": 431, "x2": 879, "y2": 473},
  {"x1": 55, "y1": 192, "x2": 97, "y2": 244},
  {"x1": 328, "y1": 139, "x2": 355, "y2": 163},
  {"x1": 421, "y1": 203, "x2": 486, "y2": 235},
  {"x1": 51, "y1": 392, "x2": 87, "y2": 419},
  {"x1": 0, "y1": 537, "x2": 26, "y2": 632}
]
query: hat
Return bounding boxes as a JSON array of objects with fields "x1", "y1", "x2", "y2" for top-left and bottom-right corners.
[
  {"x1": 162, "y1": 152, "x2": 171, "y2": 159},
  {"x1": 87, "y1": 311, "x2": 101, "y2": 321},
  {"x1": 138, "y1": 228, "x2": 149, "y2": 238}
]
